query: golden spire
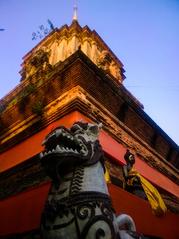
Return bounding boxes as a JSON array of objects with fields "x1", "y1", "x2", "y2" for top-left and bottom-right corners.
[{"x1": 73, "y1": 0, "x2": 78, "y2": 21}]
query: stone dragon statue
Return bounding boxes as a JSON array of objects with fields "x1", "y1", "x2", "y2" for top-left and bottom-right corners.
[{"x1": 40, "y1": 122, "x2": 137, "y2": 239}]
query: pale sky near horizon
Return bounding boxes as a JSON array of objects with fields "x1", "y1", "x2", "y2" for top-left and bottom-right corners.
[{"x1": 0, "y1": 0, "x2": 179, "y2": 145}]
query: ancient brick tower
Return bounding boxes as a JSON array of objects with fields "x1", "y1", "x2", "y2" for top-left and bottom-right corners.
[{"x1": 0, "y1": 17, "x2": 179, "y2": 239}]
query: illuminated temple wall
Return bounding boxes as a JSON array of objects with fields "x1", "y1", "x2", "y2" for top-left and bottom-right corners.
[{"x1": 0, "y1": 20, "x2": 179, "y2": 239}]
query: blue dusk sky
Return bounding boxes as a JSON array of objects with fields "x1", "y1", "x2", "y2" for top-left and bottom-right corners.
[{"x1": 0, "y1": 0, "x2": 179, "y2": 145}]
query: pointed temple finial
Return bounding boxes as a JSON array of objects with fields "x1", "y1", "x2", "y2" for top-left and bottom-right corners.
[{"x1": 73, "y1": 0, "x2": 78, "y2": 21}]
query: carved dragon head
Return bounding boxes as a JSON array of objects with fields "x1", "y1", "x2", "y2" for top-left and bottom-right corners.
[{"x1": 40, "y1": 122, "x2": 104, "y2": 182}]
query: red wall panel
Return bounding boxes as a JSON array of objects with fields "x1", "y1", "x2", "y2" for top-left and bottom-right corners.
[
  {"x1": 109, "y1": 184, "x2": 179, "y2": 239},
  {"x1": 0, "y1": 112, "x2": 178, "y2": 197},
  {"x1": 0, "y1": 183, "x2": 178, "y2": 238},
  {"x1": 0, "y1": 183, "x2": 50, "y2": 236}
]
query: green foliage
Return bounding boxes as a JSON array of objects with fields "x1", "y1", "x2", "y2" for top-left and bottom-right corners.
[
  {"x1": 18, "y1": 83, "x2": 36, "y2": 113},
  {"x1": 32, "y1": 100, "x2": 44, "y2": 115},
  {"x1": 6, "y1": 97, "x2": 18, "y2": 109},
  {"x1": 20, "y1": 83, "x2": 35, "y2": 98}
]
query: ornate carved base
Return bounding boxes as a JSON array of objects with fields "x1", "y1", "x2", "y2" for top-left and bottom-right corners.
[{"x1": 41, "y1": 191, "x2": 119, "y2": 239}]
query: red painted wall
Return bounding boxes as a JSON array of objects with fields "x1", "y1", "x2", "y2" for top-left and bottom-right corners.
[
  {"x1": 0, "y1": 112, "x2": 80, "y2": 172},
  {"x1": 109, "y1": 184, "x2": 179, "y2": 239},
  {"x1": 0, "y1": 183, "x2": 178, "y2": 238},
  {"x1": 0, "y1": 183, "x2": 50, "y2": 236},
  {"x1": 0, "y1": 111, "x2": 178, "y2": 198}
]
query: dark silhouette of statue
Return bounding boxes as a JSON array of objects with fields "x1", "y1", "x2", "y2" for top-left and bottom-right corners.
[
  {"x1": 122, "y1": 149, "x2": 147, "y2": 199},
  {"x1": 122, "y1": 149, "x2": 167, "y2": 217}
]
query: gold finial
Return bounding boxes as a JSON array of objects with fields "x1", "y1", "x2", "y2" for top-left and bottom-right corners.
[{"x1": 73, "y1": 0, "x2": 78, "y2": 21}]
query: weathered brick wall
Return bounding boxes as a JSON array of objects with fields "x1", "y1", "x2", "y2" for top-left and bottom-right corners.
[
  {"x1": 72, "y1": 58, "x2": 178, "y2": 168},
  {"x1": 124, "y1": 107, "x2": 154, "y2": 145},
  {"x1": 154, "y1": 135, "x2": 170, "y2": 158},
  {"x1": 0, "y1": 52, "x2": 178, "y2": 168}
]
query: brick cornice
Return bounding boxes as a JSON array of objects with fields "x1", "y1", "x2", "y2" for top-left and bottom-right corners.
[
  {"x1": 0, "y1": 50, "x2": 178, "y2": 178},
  {"x1": 0, "y1": 86, "x2": 178, "y2": 186}
]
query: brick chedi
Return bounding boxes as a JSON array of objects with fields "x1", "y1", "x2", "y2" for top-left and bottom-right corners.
[
  {"x1": 21, "y1": 20, "x2": 125, "y2": 83},
  {"x1": 0, "y1": 18, "x2": 179, "y2": 239}
]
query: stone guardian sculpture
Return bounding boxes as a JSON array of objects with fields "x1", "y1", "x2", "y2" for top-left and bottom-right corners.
[{"x1": 40, "y1": 122, "x2": 137, "y2": 239}]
